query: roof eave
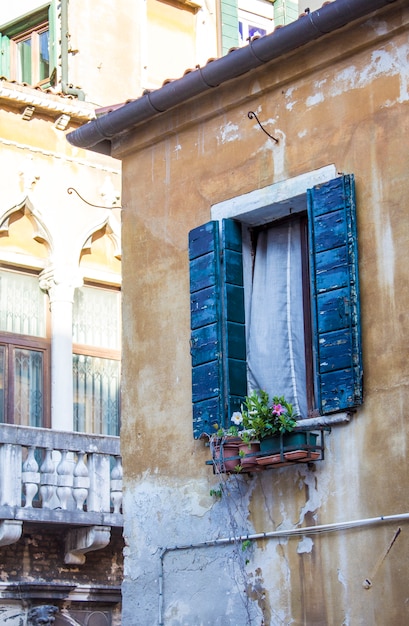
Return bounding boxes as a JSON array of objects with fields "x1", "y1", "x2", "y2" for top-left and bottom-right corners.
[{"x1": 66, "y1": 0, "x2": 398, "y2": 156}]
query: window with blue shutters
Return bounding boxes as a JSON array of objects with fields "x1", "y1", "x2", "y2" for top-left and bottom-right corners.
[{"x1": 189, "y1": 174, "x2": 363, "y2": 438}]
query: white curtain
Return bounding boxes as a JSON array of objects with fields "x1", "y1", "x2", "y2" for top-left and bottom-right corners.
[{"x1": 246, "y1": 218, "x2": 308, "y2": 418}]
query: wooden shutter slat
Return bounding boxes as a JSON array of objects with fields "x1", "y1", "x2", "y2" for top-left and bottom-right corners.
[
  {"x1": 0, "y1": 34, "x2": 10, "y2": 78},
  {"x1": 189, "y1": 219, "x2": 247, "y2": 438},
  {"x1": 308, "y1": 174, "x2": 363, "y2": 414},
  {"x1": 222, "y1": 219, "x2": 247, "y2": 421},
  {"x1": 48, "y1": 1, "x2": 57, "y2": 83},
  {"x1": 189, "y1": 221, "x2": 223, "y2": 438}
]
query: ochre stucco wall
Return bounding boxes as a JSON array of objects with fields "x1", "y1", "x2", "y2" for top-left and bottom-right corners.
[{"x1": 118, "y1": 3, "x2": 409, "y2": 624}]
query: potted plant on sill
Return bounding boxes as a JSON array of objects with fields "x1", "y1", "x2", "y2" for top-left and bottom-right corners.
[
  {"x1": 241, "y1": 390, "x2": 299, "y2": 455},
  {"x1": 209, "y1": 421, "x2": 243, "y2": 473},
  {"x1": 240, "y1": 390, "x2": 320, "y2": 464}
]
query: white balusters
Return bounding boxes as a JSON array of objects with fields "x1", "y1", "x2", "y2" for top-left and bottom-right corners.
[
  {"x1": 57, "y1": 450, "x2": 74, "y2": 510},
  {"x1": 0, "y1": 437, "x2": 122, "y2": 518},
  {"x1": 40, "y1": 448, "x2": 57, "y2": 509},
  {"x1": 87, "y1": 453, "x2": 111, "y2": 513},
  {"x1": 110, "y1": 456, "x2": 123, "y2": 514},
  {"x1": 73, "y1": 452, "x2": 89, "y2": 511},
  {"x1": 22, "y1": 446, "x2": 40, "y2": 508},
  {"x1": 0, "y1": 443, "x2": 22, "y2": 506}
]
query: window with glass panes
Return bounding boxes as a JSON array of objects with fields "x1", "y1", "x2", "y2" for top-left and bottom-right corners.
[
  {"x1": 0, "y1": 2, "x2": 57, "y2": 87},
  {"x1": 0, "y1": 268, "x2": 50, "y2": 427},
  {"x1": 72, "y1": 284, "x2": 121, "y2": 436}
]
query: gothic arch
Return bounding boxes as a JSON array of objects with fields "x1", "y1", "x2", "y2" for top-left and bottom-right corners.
[
  {"x1": 79, "y1": 214, "x2": 121, "y2": 265},
  {"x1": 0, "y1": 196, "x2": 53, "y2": 254}
]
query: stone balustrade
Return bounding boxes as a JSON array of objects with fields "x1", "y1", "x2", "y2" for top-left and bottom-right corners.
[{"x1": 0, "y1": 424, "x2": 122, "y2": 530}]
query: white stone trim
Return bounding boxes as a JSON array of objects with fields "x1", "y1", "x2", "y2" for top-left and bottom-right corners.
[{"x1": 211, "y1": 164, "x2": 337, "y2": 222}]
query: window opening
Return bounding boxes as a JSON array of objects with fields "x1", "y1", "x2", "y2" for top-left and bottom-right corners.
[
  {"x1": 246, "y1": 214, "x2": 314, "y2": 418},
  {"x1": 72, "y1": 284, "x2": 121, "y2": 436},
  {"x1": 13, "y1": 21, "x2": 49, "y2": 84},
  {"x1": 0, "y1": 267, "x2": 49, "y2": 427}
]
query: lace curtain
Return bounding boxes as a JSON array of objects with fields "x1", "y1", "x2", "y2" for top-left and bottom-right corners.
[{"x1": 245, "y1": 218, "x2": 308, "y2": 419}]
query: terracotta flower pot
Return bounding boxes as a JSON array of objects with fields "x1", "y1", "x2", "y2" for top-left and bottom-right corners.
[
  {"x1": 238, "y1": 441, "x2": 260, "y2": 470},
  {"x1": 211, "y1": 437, "x2": 241, "y2": 473}
]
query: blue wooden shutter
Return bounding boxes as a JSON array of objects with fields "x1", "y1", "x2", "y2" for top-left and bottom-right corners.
[
  {"x1": 308, "y1": 174, "x2": 363, "y2": 414},
  {"x1": 222, "y1": 219, "x2": 247, "y2": 422},
  {"x1": 0, "y1": 34, "x2": 10, "y2": 78},
  {"x1": 189, "y1": 219, "x2": 246, "y2": 438},
  {"x1": 189, "y1": 222, "x2": 223, "y2": 438}
]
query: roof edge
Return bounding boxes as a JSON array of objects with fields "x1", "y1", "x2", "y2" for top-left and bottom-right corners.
[{"x1": 66, "y1": 0, "x2": 398, "y2": 155}]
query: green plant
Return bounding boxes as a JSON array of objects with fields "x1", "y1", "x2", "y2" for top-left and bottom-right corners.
[
  {"x1": 214, "y1": 422, "x2": 240, "y2": 438},
  {"x1": 209, "y1": 485, "x2": 222, "y2": 499},
  {"x1": 241, "y1": 539, "x2": 252, "y2": 551},
  {"x1": 240, "y1": 390, "x2": 298, "y2": 441}
]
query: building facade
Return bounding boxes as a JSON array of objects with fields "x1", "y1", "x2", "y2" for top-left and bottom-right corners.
[
  {"x1": 0, "y1": 0, "x2": 266, "y2": 623},
  {"x1": 68, "y1": 0, "x2": 409, "y2": 624}
]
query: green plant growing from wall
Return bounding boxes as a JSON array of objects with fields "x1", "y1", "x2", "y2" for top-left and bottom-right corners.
[{"x1": 209, "y1": 485, "x2": 223, "y2": 499}]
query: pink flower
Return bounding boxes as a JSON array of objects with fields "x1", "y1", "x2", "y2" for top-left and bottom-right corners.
[{"x1": 272, "y1": 403, "x2": 284, "y2": 416}]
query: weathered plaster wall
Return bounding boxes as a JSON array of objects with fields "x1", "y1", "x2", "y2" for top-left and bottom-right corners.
[
  {"x1": 0, "y1": 94, "x2": 121, "y2": 276},
  {"x1": 118, "y1": 3, "x2": 409, "y2": 624},
  {"x1": 67, "y1": 0, "x2": 218, "y2": 105}
]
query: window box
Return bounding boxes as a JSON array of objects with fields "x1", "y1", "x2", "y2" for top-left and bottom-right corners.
[{"x1": 206, "y1": 429, "x2": 326, "y2": 473}]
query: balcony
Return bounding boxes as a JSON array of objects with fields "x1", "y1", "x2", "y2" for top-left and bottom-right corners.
[{"x1": 0, "y1": 423, "x2": 122, "y2": 564}]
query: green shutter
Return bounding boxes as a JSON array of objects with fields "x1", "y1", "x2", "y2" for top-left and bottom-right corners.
[
  {"x1": 220, "y1": 0, "x2": 239, "y2": 55},
  {"x1": 189, "y1": 219, "x2": 246, "y2": 438},
  {"x1": 48, "y1": 0, "x2": 58, "y2": 84},
  {"x1": 222, "y1": 219, "x2": 247, "y2": 421},
  {"x1": 0, "y1": 34, "x2": 10, "y2": 78},
  {"x1": 307, "y1": 174, "x2": 363, "y2": 414},
  {"x1": 273, "y1": 1, "x2": 299, "y2": 27}
]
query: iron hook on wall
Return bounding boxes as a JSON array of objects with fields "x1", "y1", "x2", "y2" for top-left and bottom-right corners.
[
  {"x1": 248, "y1": 111, "x2": 278, "y2": 143},
  {"x1": 67, "y1": 187, "x2": 122, "y2": 210}
]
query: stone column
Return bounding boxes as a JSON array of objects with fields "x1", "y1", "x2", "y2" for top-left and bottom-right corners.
[{"x1": 39, "y1": 267, "x2": 82, "y2": 431}]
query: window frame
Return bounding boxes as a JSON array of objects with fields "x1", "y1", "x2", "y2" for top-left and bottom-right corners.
[
  {"x1": 10, "y1": 19, "x2": 50, "y2": 86},
  {"x1": 72, "y1": 282, "x2": 121, "y2": 436},
  {"x1": 0, "y1": 265, "x2": 51, "y2": 428},
  {"x1": 0, "y1": 2, "x2": 57, "y2": 88},
  {"x1": 189, "y1": 165, "x2": 362, "y2": 438}
]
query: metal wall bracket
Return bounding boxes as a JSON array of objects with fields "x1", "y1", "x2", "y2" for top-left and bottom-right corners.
[{"x1": 248, "y1": 111, "x2": 278, "y2": 143}]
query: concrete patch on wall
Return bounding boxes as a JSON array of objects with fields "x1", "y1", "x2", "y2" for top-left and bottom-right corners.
[
  {"x1": 332, "y1": 44, "x2": 408, "y2": 104},
  {"x1": 217, "y1": 121, "x2": 240, "y2": 144},
  {"x1": 122, "y1": 475, "x2": 264, "y2": 624},
  {"x1": 284, "y1": 86, "x2": 296, "y2": 111},
  {"x1": 297, "y1": 536, "x2": 314, "y2": 554},
  {"x1": 296, "y1": 40, "x2": 409, "y2": 111}
]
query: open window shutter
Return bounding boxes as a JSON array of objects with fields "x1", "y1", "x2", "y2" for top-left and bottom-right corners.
[
  {"x1": 222, "y1": 219, "x2": 247, "y2": 421},
  {"x1": 0, "y1": 34, "x2": 10, "y2": 78},
  {"x1": 308, "y1": 174, "x2": 362, "y2": 414},
  {"x1": 48, "y1": 0, "x2": 58, "y2": 84},
  {"x1": 189, "y1": 222, "x2": 224, "y2": 438},
  {"x1": 189, "y1": 219, "x2": 246, "y2": 438}
]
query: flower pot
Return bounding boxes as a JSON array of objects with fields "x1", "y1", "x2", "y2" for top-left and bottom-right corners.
[
  {"x1": 260, "y1": 432, "x2": 318, "y2": 455},
  {"x1": 211, "y1": 437, "x2": 241, "y2": 473},
  {"x1": 238, "y1": 442, "x2": 260, "y2": 471}
]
